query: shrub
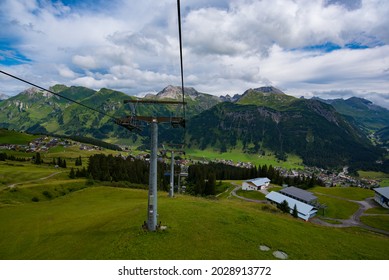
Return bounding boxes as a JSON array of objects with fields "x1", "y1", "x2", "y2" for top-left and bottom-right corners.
[
  {"x1": 42, "y1": 191, "x2": 52, "y2": 199},
  {"x1": 9, "y1": 187, "x2": 18, "y2": 193}
]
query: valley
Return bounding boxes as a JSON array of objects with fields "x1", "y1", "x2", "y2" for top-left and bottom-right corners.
[
  {"x1": 0, "y1": 128, "x2": 388, "y2": 259},
  {"x1": 0, "y1": 84, "x2": 389, "y2": 260}
]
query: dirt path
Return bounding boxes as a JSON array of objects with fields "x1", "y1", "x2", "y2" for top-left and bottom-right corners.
[
  {"x1": 230, "y1": 184, "x2": 268, "y2": 203},
  {"x1": 7, "y1": 171, "x2": 64, "y2": 189}
]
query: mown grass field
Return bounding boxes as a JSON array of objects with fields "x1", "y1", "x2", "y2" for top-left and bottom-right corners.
[
  {"x1": 360, "y1": 215, "x2": 389, "y2": 232},
  {"x1": 0, "y1": 139, "x2": 388, "y2": 260},
  {"x1": 358, "y1": 171, "x2": 389, "y2": 187},
  {"x1": 0, "y1": 162, "x2": 62, "y2": 188},
  {"x1": 365, "y1": 207, "x2": 389, "y2": 214},
  {"x1": 44, "y1": 145, "x2": 125, "y2": 160},
  {"x1": 186, "y1": 148, "x2": 303, "y2": 169},
  {"x1": 309, "y1": 187, "x2": 372, "y2": 219},
  {"x1": 0, "y1": 129, "x2": 38, "y2": 145},
  {"x1": 0, "y1": 164, "x2": 389, "y2": 259},
  {"x1": 314, "y1": 194, "x2": 359, "y2": 219},
  {"x1": 236, "y1": 189, "x2": 266, "y2": 200},
  {"x1": 310, "y1": 186, "x2": 374, "y2": 201},
  {"x1": 0, "y1": 182, "x2": 389, "y2": 260}
]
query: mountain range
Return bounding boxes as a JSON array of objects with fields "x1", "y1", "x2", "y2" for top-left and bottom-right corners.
[
  {"x1": 0, "y1": 84, "x2": 388, "y2": 171},
  {"x1": 0, "y1": 93, "x2": 9, "y2": 101}
]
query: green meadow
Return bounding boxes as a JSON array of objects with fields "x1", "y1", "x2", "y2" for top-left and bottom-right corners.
[
  {"x1": 0, "y1": 131, "x2": 388, "y2": 260},
  {"x1": 0, "y1": 129, "x2": 38, "y2": 145},
  {"x1": 310, "y1": 187, "x2": 374, "y2": 219},
  {"x1": 236, "y1": 189, "x2": 266, "y2": 200},
  {"x1": 186, "y1": 148, "x2": 303, "y2": 169},
  {"x1": 0, "y1": 162, "x2": 61, "y2": 188},
  {"x1": 0, "y1": 181, "x2": 389, "y2": 259},
  {"x1": 314, "y1": 194, "x2": 359, "y2": 219},
  {"x1": 358, "y1": 171, "x2": 389, "y2": 187},
  {"x1": 360, "y1": 215, "x2": 389, "y2": 232},
  {"x1": 310, "y1": 186, "x2": 374, "y2": 201}
]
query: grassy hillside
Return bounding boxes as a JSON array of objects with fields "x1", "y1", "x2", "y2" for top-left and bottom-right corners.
[
  {"x1": 236, "y1": 87, "x2": 297, "y2": 110},
  {"x1": 0, "y1": 128, "x2": 38, "y2": 144},
  {"x1": 0, "y1": 163, "x2": 61, "y2": 188},
  {"x1": 0, "y1": 184, "x2": 388, "y2": 259},
  {"x1": 186, "y1": 148, "x2": 303, "y2": 169},
  {"x1": 0, "y1": 146, "x2": 388, "y2": 260}
]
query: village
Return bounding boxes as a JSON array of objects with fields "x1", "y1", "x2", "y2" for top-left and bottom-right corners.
[
  {"x1": 0, "y1": 136, "x2": 104, "y2": 153},
  {"x1": 0, "y1": 135, "x2": 382, "y2": 190},
  {"x1": 204, "y1": 158, "x2": 381, "y2": 189}
]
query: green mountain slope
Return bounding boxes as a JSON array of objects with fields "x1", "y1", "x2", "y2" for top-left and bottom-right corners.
[
  {"x1": 187, "y1": 97, "x2": 383, "y2": 170},
  {"x1": 376, "y1": 126, "x2": 389, "y2": 145},
  {"x1": 236, "y1": 86, "x2": 297, "y2": 110},
  {"x1": 0, "y1": 84, "x2": 386, "y2": 169},
  {"x1": 0, "y1": 85, "x2": 219, "y2": 144},
  {"x1": 320, "y1": 97, "x2": 389, "y2": 131}
]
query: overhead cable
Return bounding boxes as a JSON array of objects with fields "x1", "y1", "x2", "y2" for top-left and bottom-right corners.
[
  {"x1": 0, "y1": 70, "x2": 118, "y2": 120},
  {"x1": 177, "y1": 0, "x2": 186, "y2": 146}
]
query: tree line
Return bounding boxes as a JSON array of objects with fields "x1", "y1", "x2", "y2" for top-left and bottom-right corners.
[
  {"x1": 0, "y1": 152, "x2": 28, "y2": 162},
  {"x1": 187, "y1": 162, "x2": 324, "y2": 196},
  {"x1": 73, "y1": 154, "x2": 170, "y2": 191},
  {"x1": 0, "y1": 151, "x2": 68, "y2": 167}
]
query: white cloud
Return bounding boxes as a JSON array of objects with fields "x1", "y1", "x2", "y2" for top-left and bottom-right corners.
[
  {"x1": 57, "y1": 64, "x2": 77, "y2": 78},
  {"x1": 0, "y1": 0, "x2": 388, "y2": 108}
]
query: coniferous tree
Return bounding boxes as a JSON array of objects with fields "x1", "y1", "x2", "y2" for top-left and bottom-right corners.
[
  {"x1": 261, "y1": 164, "x2": 268, "y2": 177},
  {"x1": 278, "y1": 200, "x2": 290, "y2": 213},
  {"x1": 292, "y1": 204, "x2": 298, "y2": 218},
  {"x1": 205, "y1": 172, "x2": 216, "y2": 195},
  {"x1": 75, "y1": 156, "x2": 82, "y2": 166},
  {"x1": 69, "y1": 167, "x2": 75, "y2": 179},
  {"x1": 0, "y1": 153, "x2": 6, "y2": 161},
  {"x1": 34, "y1": 152, "x2": 42, "y2": 165}
]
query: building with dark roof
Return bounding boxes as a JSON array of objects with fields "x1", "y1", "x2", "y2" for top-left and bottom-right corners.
[
  {"x1": 265, "y1": 191, "x2": 317, "y2": 221},
  {"x1": 279, "y1": 186, "x2": 317, "y2": 205},
  {"x1": 373, "y1": 187, "x2": 389, "y2": 208}
]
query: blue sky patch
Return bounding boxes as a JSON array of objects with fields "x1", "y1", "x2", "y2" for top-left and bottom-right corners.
[
  {"x1": 0, "y1": 43, "x2": 32, "y2": 66},
  {"x1": 345, "y1": 42, "x2": 369, "y2": 49},
  {"x1": 301, "y1": 42, "x2": 342, "y2": 52}
]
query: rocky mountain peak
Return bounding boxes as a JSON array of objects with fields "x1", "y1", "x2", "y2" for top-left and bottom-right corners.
[
  {"x1": 21, "y1": 87, "x2": 40, "y2": 96},
  {"x1": 154, "y1": 85, "x2": 204, "y2": 100},
  {"x1": 0, "y1": 93, "x2": 9, "y2": 101},
  {"x1": 252, "y1": 86, "x2": 286, "y2": 95}
]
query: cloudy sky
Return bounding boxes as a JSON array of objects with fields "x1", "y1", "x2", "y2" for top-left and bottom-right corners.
[{"x1": 0, "y1": 0, "x2": 388, "y2": 107}]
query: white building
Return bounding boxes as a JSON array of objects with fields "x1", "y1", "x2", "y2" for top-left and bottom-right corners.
[
  {"x1": 373, "y1": 187, "x2": 389, "y2": 208},
  {"x1": 242, "y1": 177, "x2": 271, "y2": 191},
  {"x1": 265, "y1": 191, "x2": 318, "y2": 221}
]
